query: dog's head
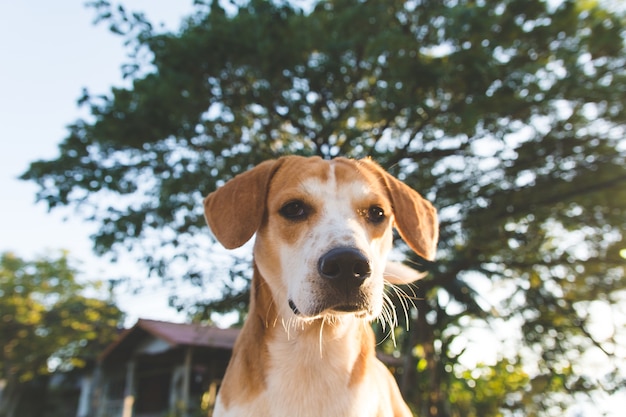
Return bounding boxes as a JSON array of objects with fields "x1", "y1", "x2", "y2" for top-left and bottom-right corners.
[{"x1": 204, "y1": 156, "x2": 438, "y2": 322}]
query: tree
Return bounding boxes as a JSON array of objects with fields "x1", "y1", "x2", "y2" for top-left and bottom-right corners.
[
  {"x1": 21, "y1": 0, "x2": 626, "y2": 415},
  {"x1": 0, "y1": 252, "x2": 123, "y2": 417}
]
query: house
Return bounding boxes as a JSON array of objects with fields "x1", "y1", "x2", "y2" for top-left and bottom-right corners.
[{"x1": 88, "y1": 319, "x2": 239, "y2": 417}]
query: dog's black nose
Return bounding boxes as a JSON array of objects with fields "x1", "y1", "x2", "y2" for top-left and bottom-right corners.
[{"x1": 318, "y1": 247, "x2": 371, "y2": 286}]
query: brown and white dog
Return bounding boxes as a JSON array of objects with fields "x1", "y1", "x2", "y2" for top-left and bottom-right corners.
[{"x1": 204, "y1": 156, "x2": 438, "y2": 417}]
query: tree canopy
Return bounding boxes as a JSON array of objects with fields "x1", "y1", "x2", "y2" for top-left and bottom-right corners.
[
  {"x1": 0, "y1": 251, "x2": 123, "y2": 417},
  {"x1": 21, "y1": 0, "x2": 626, "y2": 415}
]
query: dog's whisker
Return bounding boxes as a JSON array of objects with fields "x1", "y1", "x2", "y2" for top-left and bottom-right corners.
[
  {"x1": 379, "y1": 306, "x2": 389, "y2": 333},
  {"x1": 378, "y1": 303, "x2": 391, "y2": 336},
  {"x1": 383, "y1": 291, "x2": 398, "y2": 327},
  {"x1": 390, "y1": 286, "x2": 410, "y2": 330},
  {"x1": 378, "y1": 290, "x2": 402, "y2": 347},
  {"x1": 285, "y1": 316, "x2": 303, "y2": 340},
  {"x1": 384, "y1": 281, "x2": 418, "y2": 332},
  {"x1": 319, "y1": 317, "x2": 326, "y2": 358}
]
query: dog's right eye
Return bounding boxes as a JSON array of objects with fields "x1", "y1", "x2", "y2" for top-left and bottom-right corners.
[
  {"x1": 365, "y1": 205, "x2": 386, "y2": 224},
  {"x1": 279, "y1": 200, "x2": 309, "y2": 220}
]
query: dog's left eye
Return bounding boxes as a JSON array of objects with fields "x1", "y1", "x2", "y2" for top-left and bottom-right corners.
[
  {"x1": 366, "y1": 206, "x2": 386, "y2": 224},
  {"x1": 279, "y1": 200, "x2": 309, "y2": 220}
]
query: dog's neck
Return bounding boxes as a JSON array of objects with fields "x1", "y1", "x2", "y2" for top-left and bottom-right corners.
[{"x1": 217, "y1": 266, "x2": 376, "y2": 411}]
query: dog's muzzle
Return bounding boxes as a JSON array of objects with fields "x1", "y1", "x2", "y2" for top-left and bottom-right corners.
[{"x1": 288, "y1": 247, "x2": 373, "y2": 317}]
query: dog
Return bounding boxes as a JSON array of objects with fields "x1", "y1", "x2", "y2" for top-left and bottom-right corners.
[{"x1": 204, "y1": 156, "x2": 438, "y2": 417}]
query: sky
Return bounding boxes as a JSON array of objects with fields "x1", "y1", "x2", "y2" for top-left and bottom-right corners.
[{"x1": 0, "y1": 0, "x2": 196, "y2": 323}]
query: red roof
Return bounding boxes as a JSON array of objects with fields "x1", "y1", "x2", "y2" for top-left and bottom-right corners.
[
  {"x1": 137, "y1": 319, "x2": 240, "y2": 349},
  {"x1": 99, "y1": 318, "x2": 240, "y2": 361}
]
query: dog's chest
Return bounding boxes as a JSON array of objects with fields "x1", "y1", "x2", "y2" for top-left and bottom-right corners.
[{"x1": 256, "y1": 331, "x2": 376, "y2": 417}]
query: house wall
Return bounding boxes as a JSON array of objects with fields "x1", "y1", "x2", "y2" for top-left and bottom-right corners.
[{"x1": 95, "y1": 343, "x2": 232, "y2": 417}]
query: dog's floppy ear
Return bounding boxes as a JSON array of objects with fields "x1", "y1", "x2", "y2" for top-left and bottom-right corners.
[
  {"x1": 361, "y1": 159, "x2": 439, "y2": 261},
  {"x1": 204, "y1": 159, "x2": 281, "y2": 249}
]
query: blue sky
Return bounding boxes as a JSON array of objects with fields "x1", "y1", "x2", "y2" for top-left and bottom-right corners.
[{"x1": 0, "y1": 1, "x2": 195, "y2": 322}]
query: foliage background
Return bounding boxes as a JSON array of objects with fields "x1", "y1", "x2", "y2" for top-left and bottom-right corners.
[
  {"x1": 19, "y1": 0, "x2": 626, "y2": 415},
  {"x1": 0, "y1": 252, "x2": 123, "y2": 417}
]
